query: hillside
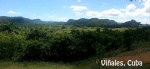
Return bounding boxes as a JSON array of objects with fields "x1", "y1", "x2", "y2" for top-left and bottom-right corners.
[
  {"x1": 0, "y1": 16, "x2": 143, "y2": 28},
  {"x1": 66, "y1": 18, "x2": 142, "y2": 28},
  {"x1": 0, "y1": 16, "x2": 65, "y2": 24},
  {"x1": 66, "y1": 18, "x2": 118, "y2": 27}
]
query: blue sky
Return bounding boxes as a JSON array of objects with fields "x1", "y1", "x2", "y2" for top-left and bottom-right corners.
[{"x1": 0, "y1": 0, "x2": 150, "y2": 24}]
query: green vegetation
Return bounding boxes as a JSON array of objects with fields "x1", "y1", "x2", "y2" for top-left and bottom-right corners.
[
  {"x1": 0, "y1": 17, "x2": 150, "y2": 69},
  {"x1": 0, "y1": 20, "x2": 150, "y2": 61}
]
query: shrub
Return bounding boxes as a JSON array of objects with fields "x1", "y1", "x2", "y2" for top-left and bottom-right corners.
[{"x1": 0, "y1": 33, "x2": 26, "y2": 60}]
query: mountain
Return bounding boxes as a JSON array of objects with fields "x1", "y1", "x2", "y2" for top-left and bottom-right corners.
[
  {"x1": 0, "y1": 16, "x2": 142, "y2": 28},
  {"x1": 66, "y1": 18, "x2": 119, "y2": 28},
  {"x1": 0, "y1": 16, "x2": 32, "y2": 24},
  {"x1": 0, "y1": 16, "x2": 65, "y2": 24},
  {"x1": 120, "y1": 19, "x2": 141, "y2": 27},
  {"x1": 66, "y1": 18, "x2": 142, "y2": 28}
]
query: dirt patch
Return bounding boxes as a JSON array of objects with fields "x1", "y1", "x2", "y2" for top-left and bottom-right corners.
[{"x1": 104, "y1": 51, "x2": 150, "y2": 63}]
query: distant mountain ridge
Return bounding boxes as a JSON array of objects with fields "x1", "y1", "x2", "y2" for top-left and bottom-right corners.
[
  {"x1": 0, "y1": 16, "x2": 65, "y2": 24},
  {"x1": 0, "y1": 16, "x2": 32, "y2": 24},
  {"x1": 66, "y1": 18, "x2": 141, "y2": 28},
  {"x1": 0, "y1": 16, "x2": 142, "y2": 28}
]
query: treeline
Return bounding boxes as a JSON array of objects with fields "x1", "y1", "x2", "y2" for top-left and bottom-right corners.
[
  {"x1": 66, "y1": 18, "x2": 141, "y2": 28},
  {"x1": 0, "y1": 22, "x2": 150, "y2": 62}
]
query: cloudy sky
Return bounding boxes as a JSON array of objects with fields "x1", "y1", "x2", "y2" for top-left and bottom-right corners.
[{"x1": 0, "y1": 0, "x2": 150, "y2": 24}]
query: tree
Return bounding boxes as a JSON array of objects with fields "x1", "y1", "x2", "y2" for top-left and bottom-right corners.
[
  {"x1": 96, "y1": 28, "x2": 101, "y2": 32},
  {"x1": 124, "y1": 30, "x2": 133, "y2": 50},
  {"x1": 95, "y1": 43, "x2": 106, "y2": 69},
  {"x1": 26, "y1": 29, "x2": 47, "y2": 40},
  {"x1": 0, "y1": 20, "x2": 16, "y2": 33}
]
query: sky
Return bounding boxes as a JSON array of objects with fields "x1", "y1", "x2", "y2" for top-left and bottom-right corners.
[{"x1": 0, "y1": 0, "x2": 150, "y2": 24}]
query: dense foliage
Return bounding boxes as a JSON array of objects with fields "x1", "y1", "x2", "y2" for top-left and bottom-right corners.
[{"x1": 0, "y1": 21, "x2": 150, "y2": 62}]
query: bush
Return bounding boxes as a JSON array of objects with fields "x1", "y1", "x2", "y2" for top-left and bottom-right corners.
[
  {"x1": 0, "y1": 33, "x2": 26, "y2": 60},
  {"x1": 22, "y1": 40, "x2": 46, "y2": 60},
  {"x1": 26, "y1": 29, "x2": 47, "y2": 40}
]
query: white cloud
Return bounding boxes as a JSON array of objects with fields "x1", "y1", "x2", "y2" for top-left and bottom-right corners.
[
  {"x1": 70, "y1": 5, "x2": 88, "y2": 11},
  {"x1": 8, "y1": 11, "x2": 16, "y2": 14},
  {"x1": 70, "y1": 0, "x2": 150, "y2": 23},
  {"x1": 8, "y1": 11, "x2": 21, "y2": 14},
  {"x1": 134, "y1": 17, "x2": 150, "y2": 24},
  {"x1": 125, "y1": 1, "x2": 150, "y2": 17},
  {"x1": 85, "y1": 0, "x2": 150, "y2": 24},
  {"x1": 86, "y1": 9, "x2": 123, "y2": 18},
  {"x1": 70, "y1": 5, "x2": 88, "y2": 16},
  {"x1": 126, "y1": 4, "x2": 136, "y2": 10},
  {"x1": 101, "y1": 9, "x2": 123, "y2": 16},
  {"x1": 125, "y1": 4, "x2": 138, "y2": 17},
  {"x1": 142, "y1": 0, "x2": 150, "y2": 13}
]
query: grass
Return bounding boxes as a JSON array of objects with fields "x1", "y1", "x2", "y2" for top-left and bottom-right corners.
[
  {"x1": 110, "y1": 28, "x2": 128, "y2": 31},
  {"x1": 0, "y1": 57, "x2": 150, "y2": 69},
  {"x1": 0, "y1": 61, "x2": 72, "y2": 69},
  {"x1": 0, "y1": 57, "x2": 97, "y2": 69}
]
